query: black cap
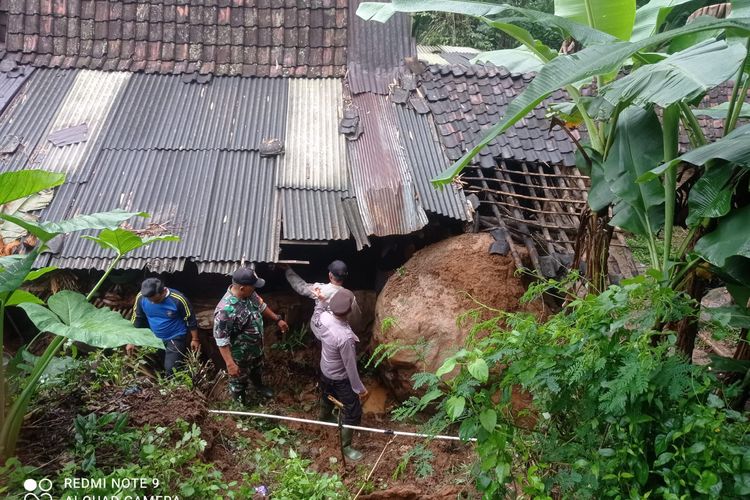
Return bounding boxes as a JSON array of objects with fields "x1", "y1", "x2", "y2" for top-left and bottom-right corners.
[
  {"x1": 140, "y1": 277, "x2": 165, "y2": 298},
  {"x1": 329, "y1": 288, "x2": 354, "y2": 316},
  {"x1": 328, "y1": 260, "x2": 348, "y2": 281},
  {"x1": 232, "y1": 267, "x2": 265, "y2": 288}
]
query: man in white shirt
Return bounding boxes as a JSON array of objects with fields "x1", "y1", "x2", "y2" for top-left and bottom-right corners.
[{"x1": 310, "y1": 288, "x2": 368, "y2": 461}]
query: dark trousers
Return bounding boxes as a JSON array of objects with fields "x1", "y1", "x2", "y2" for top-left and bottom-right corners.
[
  {"x1": 320, "y1": 374, "x2": 362, "y2": 425},
  {"x1": 163, "y1": 334, "x2": 187, "y2": 376}
]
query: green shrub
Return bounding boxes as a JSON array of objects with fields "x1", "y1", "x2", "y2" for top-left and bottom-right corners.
[{"x1": 400, "y1": 275, "x2": 750, "y2": 498}]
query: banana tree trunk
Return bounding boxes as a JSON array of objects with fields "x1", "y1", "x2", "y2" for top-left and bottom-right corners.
[
  {"x1": 573, "y1": 208, "x2": 613, "y2": 294},
  {"x1": 675, "y1": 272, "x2": 706, "y2": 359}
]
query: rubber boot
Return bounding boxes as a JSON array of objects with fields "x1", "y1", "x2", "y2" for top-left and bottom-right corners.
[
  {"x1": 230, "y1": 388, "x2": 248, "y2": 406},
  {"x1": 319, "y1": 398, "x2": 336, "y2": 423},
  {"x1": 341, "y1": 428, "x2": 363, "y2": 461},
  {"x1": 249, "y1": 369, "x2": 274, "y2": 398}
]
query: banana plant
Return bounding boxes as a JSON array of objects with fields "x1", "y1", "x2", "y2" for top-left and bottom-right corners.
[
  {"x1": 360, "y1": 1, "x2": 750, "y2": 273},
  {"x1": 0, "y1": 169, "x2": 179, "y2": 461},
  {"x1": 360, "y1": 0, "x2": 750, "y2": 360}
]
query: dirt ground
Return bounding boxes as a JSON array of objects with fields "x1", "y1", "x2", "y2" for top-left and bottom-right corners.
[{"x1": 16, "y1": 341, "x2": 477, "y2": 499}]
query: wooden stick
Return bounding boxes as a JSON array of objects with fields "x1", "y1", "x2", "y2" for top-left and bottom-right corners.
[
  {"x1": 353, "y1": 435, "x2": 396, "y2": 500},
  {"x1": 328, "y1": 395, "x2": 347, "y2": 469}
]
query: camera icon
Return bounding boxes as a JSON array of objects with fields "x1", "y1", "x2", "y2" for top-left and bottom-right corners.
[{"x1": 23, "y1": 478, "x2": 53, "y2": 499}]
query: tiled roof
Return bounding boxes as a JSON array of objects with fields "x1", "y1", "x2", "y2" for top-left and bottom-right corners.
[
  {"x1": 4, "y1": 0, "x2": 348, "y2": 77},
  {"x1": 410, "y1": 64, "x2": 577, "y2": 168}
]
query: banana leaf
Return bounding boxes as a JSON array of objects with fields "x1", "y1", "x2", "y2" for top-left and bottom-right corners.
[
  {"x1": 643, "y1": 123, "x2": 750, "y2": 180},
  {"x1": 554, "y1": 0, "x2": 636, "y2": 40},
  {"x1": 427, "y1": 16, "x2": 750, "y2": 185},
  {"x1": 602, "y1": 107, "x2": 665, "y2": 235},
  {"x1": 695, "y1": 204, "x2": 750, "y2": 286},
  {"x1": 589, "y1": 39, "x2": 746, "y2": 118},
  {"x1": 631, "y1": 0, "x2": 695, "y2": 42},
  {"x1": 686, "y1": 167, "x2": 734, "y2": 226}
]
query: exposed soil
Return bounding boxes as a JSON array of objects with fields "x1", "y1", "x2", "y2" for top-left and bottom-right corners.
[
  {"x1": 381, "y1": 233, "x2": 546, "y2": 319},
  {"x1": 16, "y1": 341, "x2": 478, "y2": 498},
  {"x1": 374, "y1": 233, "x2": 548, "y2": 401},
  {"x1": 227, "y1": 346, "x2": 477, "y2": 497}
]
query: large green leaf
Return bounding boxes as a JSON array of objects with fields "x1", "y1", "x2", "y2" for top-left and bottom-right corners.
[
  {"x1": 358, "y1": 1, "x2": 618, "y2": 45},
  {"x1": 445, "y1": 395, "x2": 466, "y2": 420},
  {"x1": 17, "y1": 290, "x2": 163, "y2": 349},
  {"x1": 0, "y1": 170, "x2": 65, "y2": 205},
  {"x1": 643, "y1": 123, "x2": 750, "y2": 180},
  {"x1": 554, "y1": 0, "x2": 636, "y2": 40},
  {"x1": 686, "y1": 167, "x2": 734, "y2": 226},
  {"x1": 429, "y1": 16, "x2": 750, "y2": 185},
  {"x1": 702, "y1": 305, "x2": 750, "y2": 329},
  {"x1": 732, "y1": 0, "x2": 750, "y2": 19},
  {"x1": 6, "y1": 290, "x2": 44, "y2": 306},
  {"x1": 82, "y1": 228, "x2": 180, "y2": 257},
  {"x1": 472, "y1": 47, "x2": 545, "y2": 74},
  {"x1": 590, "y1": 39, "x2": 746, "y2": 119},
  {"x1": 482, "y1": 20, "x2": 560, "y2": 63},
  {"x1": 631, "y1": 0, "x2": 695, "y2": 42},
  {"x1": 603, "y1": 107, "x2": 665, "y2": 235},
  {"x1": 0, "y1": 210, "x2": 145, "y2": 243},
  {"x1": 693, "y1": 102, "x2": 750, "y2": 120},
  {"x1": 0, "y1": 252, "x2": 39, "y2": 296},
  {"x1": 694, "y1": 205, "x2": 750, "y2": 285}
]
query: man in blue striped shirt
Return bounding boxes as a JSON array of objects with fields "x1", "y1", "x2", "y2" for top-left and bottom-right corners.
[{"x1": 129, "y1": 278, "x2": 199, "y2": 375}]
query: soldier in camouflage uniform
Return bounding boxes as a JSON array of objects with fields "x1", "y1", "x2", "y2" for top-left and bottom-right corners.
[{"x1": 213, "y1": 267, "x2": 288, "y2": 402}]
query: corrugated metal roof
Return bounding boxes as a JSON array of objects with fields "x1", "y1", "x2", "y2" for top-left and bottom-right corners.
[
  {"x1": 0, "y1": 67, "x2": 34, "y2": 115},
  {"x1": 341, "y1": 196, "x2": 371, "y2": 250},
  {"x1": 200, "y1": 151, "x2": 280, "y2": 269},
  {"x1": 28, "y1": 70, "x2": 131, "y2": 182},
  {"x1": 393, "y1": 104, "x2": 470, "y2": 221},
  {"x1": 417, "y1": 45, "x2": 481, "y2": 66},
  {"x1": 43, "y1": 149, "x2": 279, "y2": 273},
  {"x1": 417, "y1": 46, "x2": 449, "y2": 65},
  {"x1": 281, "y1": 189, "x2": 349, "y2": 241},
  {"x1": 0, "y1": 69, "x2": 78, "y2": 171},
  {"x1": 279, "y1": 79, "x2": 347, "y2": 191},
  {"x1": 347, "y1": 0, "x2": 415, "y2": 94},
  {"x1": 347, "y1": 93, "x2": 428, "y2": 236},
  {"x1": 103, "y1": 74, "x2": 289, "y2": 151}
]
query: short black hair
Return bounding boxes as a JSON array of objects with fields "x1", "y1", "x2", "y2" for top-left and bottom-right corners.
[
  {"x1": 328, "y1": 260, "x2": 348, "y2": 281},
  {"x1": 140, "y1": 277, "x2": 165, "y2": 298}
]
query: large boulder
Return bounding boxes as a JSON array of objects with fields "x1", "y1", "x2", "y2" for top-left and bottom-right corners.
[{"x1": 373, "y1": 233, "x2": 545, "y2": 401}]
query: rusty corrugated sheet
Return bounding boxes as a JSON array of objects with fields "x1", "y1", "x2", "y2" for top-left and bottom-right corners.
[
  {"x1": 346, "y1": 93, "x2": 428, "y2": 236},
  {"x1": 347, "y1": 0, "x2": 415, "y2": 94},
  {"x1": 279, "y1": 78, "x2": 347, "y2": 191},
  {"x1": 341, "y1": 196, "x2": 371, "y2": 250}
]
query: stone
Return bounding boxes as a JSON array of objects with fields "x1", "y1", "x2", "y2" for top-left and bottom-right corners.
[{"x1": 372, "y1": 233, "x2": 545, "y2": 401}]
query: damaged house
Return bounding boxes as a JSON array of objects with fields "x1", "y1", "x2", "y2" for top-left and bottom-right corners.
[{"x1": 0, "y1": 0, "x2": 647, "y2": 290}]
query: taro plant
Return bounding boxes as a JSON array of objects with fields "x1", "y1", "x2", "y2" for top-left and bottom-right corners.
[
  {"x1": 360, "y1": 0, "x2": 750, "y2": 356},
  {"x1": 0, "y1": 169, "x2": 178, "y2": 461}
]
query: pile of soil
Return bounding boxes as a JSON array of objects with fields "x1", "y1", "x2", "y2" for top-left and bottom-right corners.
[{"x1": 373, "y1": 233, "x2": 546, "y2": 400}]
